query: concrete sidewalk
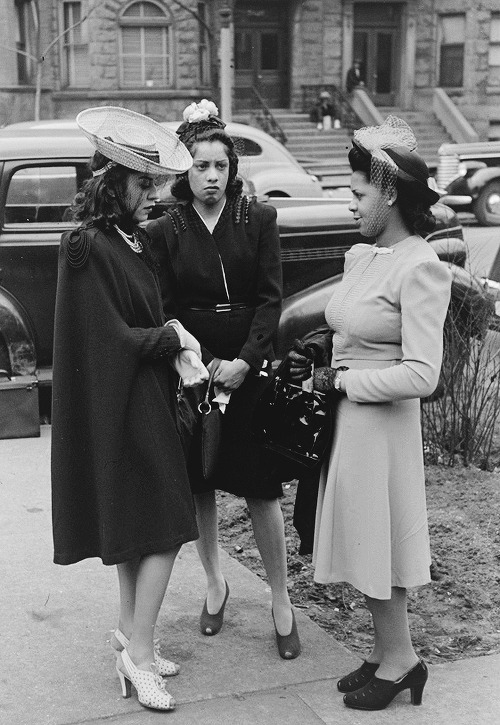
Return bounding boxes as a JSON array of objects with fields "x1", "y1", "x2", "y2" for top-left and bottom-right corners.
[{"x1": 1, "y1": 427, "x2": 498, "y2": 725}]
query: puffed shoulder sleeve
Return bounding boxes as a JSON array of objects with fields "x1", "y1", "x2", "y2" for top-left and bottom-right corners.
[
  {"x1": 344, "y1": 243, "x2": 372, "y2": 274},
  {"x1": 344, "y1": 259, "x2": 452, "y2": 402}
]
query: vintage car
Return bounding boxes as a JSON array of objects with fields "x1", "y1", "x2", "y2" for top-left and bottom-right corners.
[
  {"x1": 438, "y1": 140, "x2": 500, "y2": 226},
  {"x1": 0, "y1": 121, "x2": 484, "y2": 419}
]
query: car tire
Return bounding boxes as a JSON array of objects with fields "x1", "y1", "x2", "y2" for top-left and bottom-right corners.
[{"x1": 472, "y1": 181, "x2": 500, "y2": 226}]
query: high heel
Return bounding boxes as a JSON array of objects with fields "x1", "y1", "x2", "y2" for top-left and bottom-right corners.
[
  {"x1": 116, "y1": 649, "x2": 175, "y2": 711},
  {"x1": 272, "y1": 608, "x2": 301, "y2": 660},
  {"x1": 111, "y1": 628, "x2": 180, "y2": 676},
  {"x1": 200, "y1": 581, "x2": 229, "y2": 636},
  {"x1": 337, "y1": 660, "x2": 379, "y2": 692},
  {"x1": 343, "y1": 659, "x2": 428, "y2": 711}
]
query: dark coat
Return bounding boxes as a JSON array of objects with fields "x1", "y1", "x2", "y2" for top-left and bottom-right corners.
[
  {"x1": 51, "y1": 225, "x2": 199, "y2": 565},
  {"x1": 147, "y1": 196, "x2": 286, "y2": 498},
  {"x1": 346, "y1": 66, "x2": 364, "y2": 93}
]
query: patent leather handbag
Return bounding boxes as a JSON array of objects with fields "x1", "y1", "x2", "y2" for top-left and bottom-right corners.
[
  {"x1": 251, "y1": 358, "x2": 334, "y2": 471},
  {"x1": 198, "y1": 359, "x2": 223, "y2": 480}
]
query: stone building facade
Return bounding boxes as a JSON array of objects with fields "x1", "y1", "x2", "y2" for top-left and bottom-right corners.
[{"x1": 1, "y1": 1, "x2": 499, "y2": 139}]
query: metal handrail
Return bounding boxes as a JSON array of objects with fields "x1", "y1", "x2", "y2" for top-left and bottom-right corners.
[
  {"x1": 301, "y1": 84, "x2": 362, "y2": 135},
  {"x1": 251, "y1": 86, "x2": 287, "y2": 144}
]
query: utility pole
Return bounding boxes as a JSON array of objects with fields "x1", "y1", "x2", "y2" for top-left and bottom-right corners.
[{"x1": 218, "y1": 6, "x2": 233, "y2": 123}]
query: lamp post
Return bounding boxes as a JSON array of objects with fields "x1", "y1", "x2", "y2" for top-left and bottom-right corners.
[{"x1": 219, "y1": 6, "x2": 233, "y2": 122}]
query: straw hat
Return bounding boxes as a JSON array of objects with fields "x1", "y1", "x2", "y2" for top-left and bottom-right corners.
[{"x1": 76, "y1": 106, "x2": 193, "y2": 175}]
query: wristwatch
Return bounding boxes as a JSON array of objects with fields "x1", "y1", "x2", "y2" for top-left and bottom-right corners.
[{"x1": 334, "y1": 366, "x2": 349, "y2": 392}]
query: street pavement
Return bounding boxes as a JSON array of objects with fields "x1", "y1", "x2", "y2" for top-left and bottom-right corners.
[{"x1": 1, "y1": 426, "x2": 499, "y2": 724}]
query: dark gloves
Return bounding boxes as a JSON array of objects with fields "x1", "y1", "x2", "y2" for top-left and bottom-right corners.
[{"x1": 287, "y1": 339, "x2": 315, "y2": 381}]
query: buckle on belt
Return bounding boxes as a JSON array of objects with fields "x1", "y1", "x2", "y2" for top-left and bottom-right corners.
[{"x1": 215, "y1": 303, "x2": 234, "y2": 313}]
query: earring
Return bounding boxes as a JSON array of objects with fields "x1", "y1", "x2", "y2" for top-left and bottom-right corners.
[{"x1": 387, "y1": 200, "x2": 393, "y2": 206}]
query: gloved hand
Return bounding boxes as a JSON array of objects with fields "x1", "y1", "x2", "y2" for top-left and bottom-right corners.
[
  {"x1": 287, "y1": 339, "x2": 315, "y2": 381},
  {"x1": 172, "y1": 349, "x2": 209, "y2": 387},
  {"x1": 165, "y1": 319, "x2": 202, "y2": 358}
]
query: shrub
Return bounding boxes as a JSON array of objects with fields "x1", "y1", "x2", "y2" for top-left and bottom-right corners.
[{"x1": 422, "y1": 270, "x2": 500, "y2": 469}]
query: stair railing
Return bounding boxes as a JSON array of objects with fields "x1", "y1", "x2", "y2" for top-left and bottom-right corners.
[
  {"x1": 301, "y1": 84, "x2": 362, "y2": 135},
  {"x1": 250, "y1": 86, "x2": 287, "y2": 145}
]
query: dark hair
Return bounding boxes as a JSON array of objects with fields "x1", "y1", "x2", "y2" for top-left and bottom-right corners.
[
  {"x1": 170, "y1": 127, "x2": 243, "y2": 201},
  {"x1": 71, "y1": 151, "x2": 136, "y2": 231},
  {"x1": 348, "y1": 144, "x2": 436, "y2": 235}
]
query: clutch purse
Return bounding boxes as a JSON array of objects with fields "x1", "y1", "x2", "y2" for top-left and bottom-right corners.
[
  {"x1": 251, "y1": 357, "x2": 334, "y2": 470},
  {"x1": 198, "y1": 359, "x2": 223, "y2": 480}
]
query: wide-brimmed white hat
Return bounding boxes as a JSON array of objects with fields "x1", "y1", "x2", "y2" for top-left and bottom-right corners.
[{"x1": 76, "y1": 106, "x2": 193, "y2": 175}]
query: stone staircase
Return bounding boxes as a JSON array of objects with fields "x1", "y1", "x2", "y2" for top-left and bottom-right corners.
[
  {"x1": 258, "y1": 107, "x2": 454, "y2": 189},
  {"x1": 376, "y1": 108, "x2": 454, "y2": 172},
  {"x1": 271, "y1": 109, "x2": 353, "y2": 189}
]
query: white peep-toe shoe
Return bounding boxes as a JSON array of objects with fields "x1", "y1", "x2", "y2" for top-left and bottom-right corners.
[
  {"x1": 116, "y1": 649, "x2": 176, "y2": 711},
  {"x1": 111, "y1": 627, "x2": 180, "y2": 676}
]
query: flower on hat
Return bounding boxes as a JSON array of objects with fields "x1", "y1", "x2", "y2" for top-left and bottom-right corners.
[{"x1": 182, "y1": 99, "x2": 219, "y2": 123}]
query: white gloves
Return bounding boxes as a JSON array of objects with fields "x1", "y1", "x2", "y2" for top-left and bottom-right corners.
[
  {"x1": 165, "y1": 319, "x2": 208, "y2": 387},
  {"x1": 172, "y1": 349, "x2": 209, "y2": 387}
]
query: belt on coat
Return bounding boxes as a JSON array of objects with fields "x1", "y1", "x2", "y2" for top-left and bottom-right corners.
[{"x1": 186, "y1": 303, "x2": 251, "y2": 313}]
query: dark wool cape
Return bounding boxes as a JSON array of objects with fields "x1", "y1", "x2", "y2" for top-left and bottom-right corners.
[{"x1": 51, "y1": 226, "x2": 199, "y2": 565}]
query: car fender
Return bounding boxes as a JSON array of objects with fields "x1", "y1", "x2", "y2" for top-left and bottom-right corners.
[
  {"x1": 465, "y1": 167, "x2": 500, "y2": 199},
  {"x1": 0, "y1": 285, "x2": 37, "y2": 375},
  {"x1": 277, "y1": 274, "x2": 343, "y2": 358},
  {"x1": 246, "y1": 168, "x2": 323, "y2": 198}
]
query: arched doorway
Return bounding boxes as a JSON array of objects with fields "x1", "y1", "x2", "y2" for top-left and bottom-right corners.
[{"x1": 233, "y1": 0, "x2": 290, "y2": 110}]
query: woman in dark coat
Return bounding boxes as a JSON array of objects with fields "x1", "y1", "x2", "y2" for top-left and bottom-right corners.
[
  {"x1": 51, "y1": 106, "x2": 208, "y2": 712},
  {"x1": 147, "y1": 99, "x2": 300, "y2": 659}
]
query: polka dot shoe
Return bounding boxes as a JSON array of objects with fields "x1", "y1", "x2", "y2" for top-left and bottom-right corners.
[
  {"x1": 116, "y1": 648, "x2": 175, "y2": 711},
  {"x1": 111, "y1": 627, "x2": 180, "y2": 677}
]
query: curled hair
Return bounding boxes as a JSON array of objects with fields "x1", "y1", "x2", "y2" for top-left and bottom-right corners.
[
  {"x1": 170, "y1": 128, "x2": 243, "y2": 201},
  {"x1": 348, "y1": 145, "x2": 436, "y2": 235},
  {"x1": 71, "y1": 151, "x2": 133, "y2": 230}
]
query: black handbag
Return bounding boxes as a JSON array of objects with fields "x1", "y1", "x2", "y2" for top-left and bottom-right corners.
[
  {"x1": 198, "y1": 359, "x2": 222, "y2": 480},
  {"x1": 251, "y1": 357, "x2": 334, "y2": 471},
  {"x1": 0, "y1": 372, "x2": 40, "y2": 439}
]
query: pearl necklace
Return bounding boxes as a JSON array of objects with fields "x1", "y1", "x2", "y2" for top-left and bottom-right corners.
[{"x1": 114, "y1": 224, "x2": 143, "y2": 253}]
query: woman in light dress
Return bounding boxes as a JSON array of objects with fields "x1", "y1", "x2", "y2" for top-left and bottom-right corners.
[{"x1": 289, "y1": 116, "x2": 451, "y2": 711}]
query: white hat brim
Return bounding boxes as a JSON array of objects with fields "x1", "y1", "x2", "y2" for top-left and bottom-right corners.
[{"x1": 76, "y1": 106, "x2": 193, "y2": 174}]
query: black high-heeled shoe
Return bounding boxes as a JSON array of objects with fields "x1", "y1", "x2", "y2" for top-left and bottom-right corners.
[
  {"x1": 337, "y1": 660, "x2": 379, "y2": 692},
  {"x1": 200, "y1": 581, "x2": 229, "y2": 636},
  {"x1": 272, "y1": 608, "x2": 301, "y2": 659},
  {"x1": 343, "y1": 659, "x2": 428, "y2": 711}
]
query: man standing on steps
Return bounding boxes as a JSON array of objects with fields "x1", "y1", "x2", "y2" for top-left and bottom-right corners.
[{"x1": 346, "y1": 59, "x2": 365, "y2": 94}]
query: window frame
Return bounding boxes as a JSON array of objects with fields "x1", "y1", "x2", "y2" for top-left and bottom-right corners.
[
  {"x1": 438, "y1": 13, "x2": 466, "y2": 89},
  {"x1": 59, "y1": 0, "x2": 91, "y2": 89},
  {"x1": 15, "y1": 0, "x2": 37, "y2": 85},
  {"x1": 118, "y1": 0, "x2": 173, "y2": 89},
  {"x1": 489, "y1": 13, "x2": 500, "y2": 88}
]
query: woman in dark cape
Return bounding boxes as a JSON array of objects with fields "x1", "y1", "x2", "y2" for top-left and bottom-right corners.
[{"x1": 51, "y1": 106, "x2": 208, "y2": 712}]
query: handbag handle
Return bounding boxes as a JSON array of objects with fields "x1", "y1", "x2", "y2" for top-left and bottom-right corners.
[{"x1": 198, "y1": 358, "x2": 221, "y2": 414}]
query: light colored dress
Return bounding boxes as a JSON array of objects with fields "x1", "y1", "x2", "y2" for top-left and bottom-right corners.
[{"x1": 313, "y1": 235, "x2": 452, "y2": 599}]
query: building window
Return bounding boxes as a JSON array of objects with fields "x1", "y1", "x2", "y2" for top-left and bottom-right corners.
[
  {"x1": 61, "y1": 1, "x2": 90, "y2": 87},
  {"x1": 119, "y1": 1, "x2": 173, "y2": 88},
  {"x1": 489, "y1": 14, "x2": 500, "y2": 88},
  {"x1": 15, "y1": 0, "x2": 37, "y2": 85},
  {"x1": 198, "y1": 2, "x2": 210, "y2": 85},
  {"x1": 439, "y1": 14, "x2": 465, "y2": 87}
]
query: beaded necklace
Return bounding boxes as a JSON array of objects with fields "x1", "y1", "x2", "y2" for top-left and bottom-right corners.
[{"x1": 114, "y1": 224, "x2": 143, "y2": 253}]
